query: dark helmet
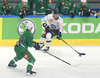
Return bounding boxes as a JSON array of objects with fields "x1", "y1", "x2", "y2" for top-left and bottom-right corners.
[{"x1": 54, "y1": 9, "x2": 59, "y2": 14}]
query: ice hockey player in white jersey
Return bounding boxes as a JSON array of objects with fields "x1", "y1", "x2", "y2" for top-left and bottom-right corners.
[{"x1": 35, "y1": 10, "x2": 64, "y2": 51}]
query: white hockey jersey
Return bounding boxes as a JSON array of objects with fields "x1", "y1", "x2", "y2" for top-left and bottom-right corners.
[{"x1": 41, "y1": 14, "x2": 64, "y2": 33}]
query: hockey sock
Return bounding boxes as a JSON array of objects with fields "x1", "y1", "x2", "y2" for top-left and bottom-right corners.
[
  {"x1": 9, "y1": 57, "x2": 18, "y2": 65},
  {"x1": 46, "y1": 40, "x2": 51, "y2": 47},
  {"x1": 39, "y1": 37, "x2": 45, "y2": 48},
  {"x1": 27, "y1": 62, "x2": 34, "y2": 70}
]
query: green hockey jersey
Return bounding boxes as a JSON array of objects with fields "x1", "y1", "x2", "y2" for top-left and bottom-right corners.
[
  {"x1": 28, "y1": 0, "x2": 35, "y2": 14},
  {"x1": 55, "y1": 0, "x2": 74, "y2": 15},
  {"x1": 34, "y1": 0, "x2": 51, "y2": 15},
  {"x1": 28, "y1": 0, "x2": 35, "y2": 9},
  {"x1": 19, "y1": 30, "x2": 34, "y2": 49},
  {"x1": 14, "y1": 3, "x2": 30, "y2": 16},
  {"x1": 0, "y1": 3, "x2": 13, "y2": 15},
  {"x1": 75, "y1": 2, "x2": 90, "y2": 15}
]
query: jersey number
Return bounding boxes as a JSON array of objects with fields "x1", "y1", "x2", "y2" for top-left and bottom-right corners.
[{"x1": 51, "y1": 24, "x2": 56, "y2": 29}]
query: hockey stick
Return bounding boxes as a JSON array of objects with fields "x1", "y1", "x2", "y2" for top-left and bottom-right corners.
[
  {"x1": 60, "y1": 39, "x2": 86, "y2": 57},
  {"x1": 90, "y1": 11, "x2": 98, "y2": 18},
  {"x1": 44, "y1": 51, "x2": 81, "y2": 67},
  {"x1": 50, "y1": 30, "x2": 86, "y2": 57}
]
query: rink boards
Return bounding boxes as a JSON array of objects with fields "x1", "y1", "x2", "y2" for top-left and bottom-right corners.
[{"x1": 0, "y1": 15, "x2": 100, "y2": 46}]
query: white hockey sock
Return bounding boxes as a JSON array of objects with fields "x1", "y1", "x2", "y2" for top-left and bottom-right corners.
[
  {"x1": 46, "y1": 41, "x2": 51, "y2": 48},
  {"x1": 39, "y1": 37, "x2": 45, "y2": 48}
]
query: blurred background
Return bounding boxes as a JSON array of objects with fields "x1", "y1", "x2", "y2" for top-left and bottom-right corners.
[{"x1": 0, "y1": 0, "x2": 100, "y2": 9}]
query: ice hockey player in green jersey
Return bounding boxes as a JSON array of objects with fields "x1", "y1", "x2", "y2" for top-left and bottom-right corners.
[
  {"x1": 34, "y1": 0, "x2": 52, "y2": 15},
  {"x1": 0, "y1": 0, "x2": 13, "y2": 15},
  {"x1": 55, "y1": 0, "x2": 75, "y2": 16},
  {"x1": 28, "y1": 0, "x2": 35, "y2": 15},
  {"x1": 75, "y1": 0, "x2": 91, "y2": 17},
  {"x1": 28, "y1": 0, "x2": 34, "y2": 9},
  {"x1": 8, "y1": 23, "x2": 40, "y2": 75},
  {"x1": 14, "y1": 0, "x2": 30, "y2": 18}
]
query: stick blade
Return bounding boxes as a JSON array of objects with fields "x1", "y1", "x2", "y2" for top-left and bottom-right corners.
[
  {"x1": 71, "y1": 63, "x2": 81, "y2": 67},
  {"x1": 79, "y1": 53, "x2": 86, "y2": 57}
]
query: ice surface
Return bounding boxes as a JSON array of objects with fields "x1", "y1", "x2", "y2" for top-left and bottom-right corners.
[{"x1": 0, "y1": 46, "x2": 100, "y2": 78}]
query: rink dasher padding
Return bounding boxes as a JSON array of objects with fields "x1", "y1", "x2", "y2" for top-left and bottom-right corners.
[
  {"x1": 0, "y1": 18, "x2": 2, "y2": 40},
  {"x1": 1, "y1": 39, "x2": 100, "y2": 46},
  {"x1": 0, "y1": 15, "x2": 100, "y2": 46}
]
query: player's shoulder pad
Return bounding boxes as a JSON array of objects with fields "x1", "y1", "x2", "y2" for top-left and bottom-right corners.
[
  {"x1": 18, "y1": 3, "x2": 22, "y2": 6},
  {"x1": 17, "y1": 3, "x2": 20, "y2": 7},
  {"x1": 47, "y1": 14, "x2": 53, "y2": 17},
  {"x1": 16, "y1": 3, "x2": 21, "y2": 9},
  {"x1": 18, "y1": 3, "x2": 20, "y2": 5},
  {"x1": 59, "y1": 16, "x2": 63, "y2": 22},
  {"x1": 86, "y1": 3, "x2": 90, "y2": 7},
  {"x1": 27, "y1": 3, "x2": 30, "y2": 6},
  {"x1": 76, "y1": 2, "x2": 81, "y2": 8}
]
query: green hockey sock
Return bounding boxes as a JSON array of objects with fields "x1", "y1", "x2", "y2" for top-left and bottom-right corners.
[
  {"x1": 9, "y1": 57, "x2": 18, "y2": 65},
  {"x1": 27, "y1": 62, "x2": 34, "y2": 70}
]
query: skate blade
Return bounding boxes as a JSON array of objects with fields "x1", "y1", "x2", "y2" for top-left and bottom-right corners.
[
  {"x1": 7, "y1": 66, "x2": 16, "y2": 69},
  {"x1": 71, "y1": 63, "x2": 81, "y2": 67},
  {"x1": 42, "y1": 50, "x2": 49, "y2": 52},
  {"x1": 26, "y1": 73, "x2": 37, "y2": 76}
]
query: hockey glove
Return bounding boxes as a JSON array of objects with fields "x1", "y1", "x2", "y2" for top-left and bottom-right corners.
[
  {"x1": 57, "y1": 32, "x2": 62, "y2": 40},
  {"x1": 20, "y1": 10, "x2": 26, "y2": 18},
  {"x1": 79, "y1": 11, "x2": 83, "y2": 16},
  {"x1": 79, "y1": 11, "x2": 90, "y2": 17},
  {"x1": 25, "y1": 9, "x2": 29, "y2": 14},
  {"x1": 90, "y1": 11, "x2": 98, "y2": 18},
  {"x1": 84, "y1": 11, "x2": 90, "y2": 17},
  {"x1": 69, "y1": 11, "x2": 75, "y2": 18},
  {"x1": 95, "y1": 15, "x2": 98, "y2": 18},
  {"x1": 43, "y1": 23, "x2": 50, "y2": 31},
  {"x1": 79, "y1": 11, "x2": 86, "y2": 16},
  {"x1": 33, "y1": 42, "x2": 40, "y2": 50},
  {"x1": 4, "y1": 10, "x2": 10, "y2": 15},
  {"x1": 45, "y1": 8, "x2": 52, "y2": 15}
]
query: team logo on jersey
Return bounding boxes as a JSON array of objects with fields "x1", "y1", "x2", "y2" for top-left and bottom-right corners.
[
  {"x1": 20, "y1": 9, "x2": 23, "y2": 12},
  {"x1": 69, "y1": 3, "x2": 71, "y2": 6},
  {"x1": 23, "y1": 53, "x2": 29, "y2": 59},
  {"x1": 17, "y1": 18, "x2": 36, "y2": 36},
  {"x1": 9, "y1": 6, "x2": 11, "y2": 9},
  {"x1": 3, "y1": 6, "x2": 5, "y2": 9},
  {"x1": 57, "y1": 22, "x2": 59, "y2": 25},
  {"x1": 43, "y1": 31, "x2": 47, "y2": 36},
  {"x1": 80, "y1": 8, "x2": 82, "y2": 11},
  {"x1": 85, "y1": 8, "x2": 87, "y2": 10},
  {"x1": 62, "y1": 2, "x2": 65, "y2": 5},
  {"x1": 50, "y1": 19, "x2": 53, "y2": 22}
]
